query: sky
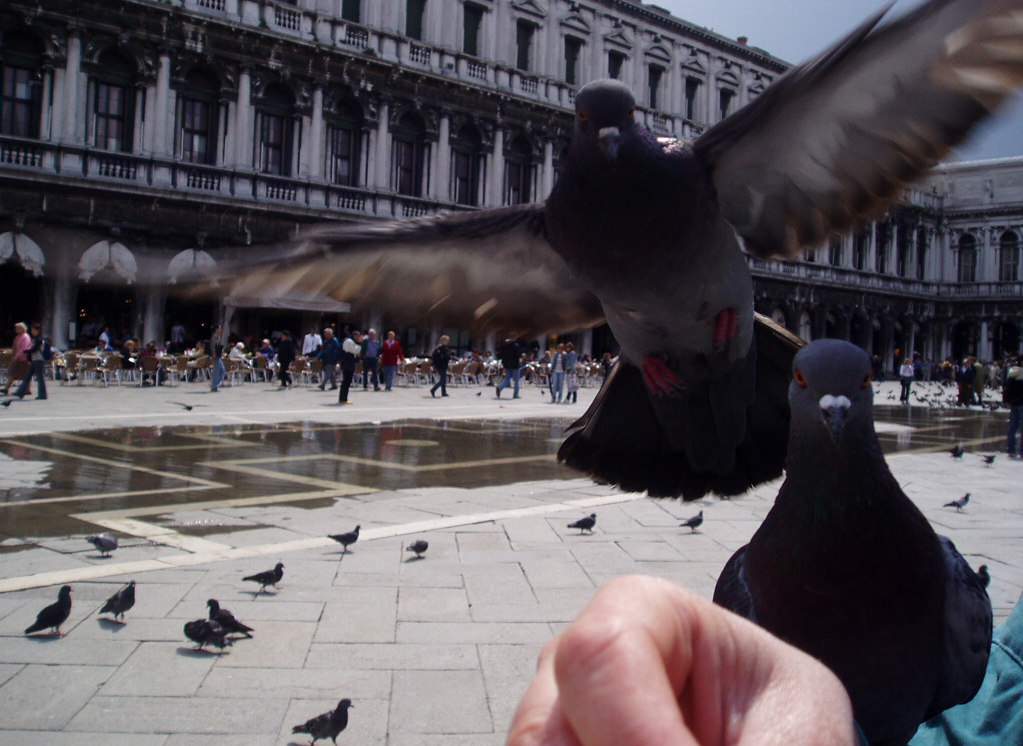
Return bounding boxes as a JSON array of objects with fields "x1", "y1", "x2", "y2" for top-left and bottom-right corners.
[{"x1": 658, "y1": 0, "x2": 1023, "y2": 162}]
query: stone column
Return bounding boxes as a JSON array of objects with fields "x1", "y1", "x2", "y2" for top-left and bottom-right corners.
[
  {"x1": 234, "y1": 68, "x2": 253, "y2": 168},
  {"x1": 374, "y1": 98, "x2": 391, "y2": 189},
  {"x1": 308, "y1": 86, "x2": 324, "y2": 179},
  {"x1": 540, "y1": 138, "x2": 554, "y2": 199},
  {"x1": 142, "y1": 284, "x2": 168, "y2": 346},
  {"x1": 490, "y1": 125, "x2": 505, "y2": 207},
  {"x1": 62, "y1": 33, "x2": 82, "y2": 143},
  {"x1": 434, "y1": 113, "x2": 451, "y2": 201},
  {"x1": 153, "y1": 51, "x2": 172, "y2": 156}
]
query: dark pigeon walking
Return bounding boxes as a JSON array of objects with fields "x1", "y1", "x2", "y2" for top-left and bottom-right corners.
[
  {"x1": 406, "y1": 539, "x2": 429, "y2": 559},
  {"x1": 214, "y1": 0, "x2": 1023, "y2": 501},
  {"x1": 328, "y1": 525, "x2": 361, "y2": 553},
  {"x1": 567, "y1": 514, "x2": 596, "y2": 534},
  {"x1": 87, "y1": 533, "x2": 118, "y2": 556},
  {"x1": 949, "y1": 444, "x2": 966, "y2": 459},
  {"x1": 183, "y1": 618, "x2": 232, "y2": 651},
  {"x1": 206, "y1": 599, "x2": 253, "y2": 638},
  {"x1": 24, "y1": 585, "x2": 73, "y2": 636},
  {"x1": 99, "y1": 580, "x2": 136, "y2": 623},
  {"x1": 679, "y1": 510, "x2": 703, "y2": 532},
  {"x1": 944, "y1": 493, "x2": 971, "y2": 511},
  {"x1": 292, "y1": 698, "x2": 353, "y2": 746},
  {"x1": 714, "y1": 340, "x2": 992, "y2": 746},
  {"x1": 982, "y1": 454, "x2": 996, "y2": 466},
  {"x1": 242, "y1": 561, "x2": 284, "y2": 593}
]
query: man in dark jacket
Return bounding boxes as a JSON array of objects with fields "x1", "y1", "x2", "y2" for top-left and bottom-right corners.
[
  {"x1": 495, "y1": 338, "x2": 523, "y2": 399},
  {"x1": 318, "y1": 328, "x2": 341, "y2": 390},
  {"x1": 276, "y1": 330, "x2": 297, "y2": 388}
]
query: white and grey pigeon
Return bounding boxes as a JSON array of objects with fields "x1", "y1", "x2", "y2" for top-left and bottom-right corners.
[
  {"x1": 217, "y1": 0, "x2": 1023, "y2": 500},
  {"x1": 713, "y1": 340, "x2": 992, "y2": 746},
  {"x1": 86, "y1": 533, "x2": 118, "y2": 556},
  {"x1": 679, "y1": 510, "x2": 703, "y2": 532}
]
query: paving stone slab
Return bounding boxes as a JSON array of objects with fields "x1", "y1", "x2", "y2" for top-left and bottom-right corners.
[
  {"x1": 0, "y1": 663, "x2": 114, "y2": 730},
  {"x1": 198, "y1": 665, "x2": 390, "y2": 700},
  {"x1": 66, "y1": 695, "x2": 289, "y2": 734},
  {"x1": 396, "y1": 586, "x2": 471, "y2": 623},
  {"x1": 388, "y1": 669, "x2": 492, "y2": 734},
  {"x1": 397, "y1": 620, "x2": 552, "y2": 645},
  {"x1": 313, "y1": 601, "x2": 396, "y2": 644},
  {"x1": 102, "y1": 641, "x2": 216, "y2": 696},
  {"x1": 0, "y1": 635, "x2": 139, "y2": 665},
  {"x1": 215, "y1": 620, "x2": 316, "y2": 668},
  {"x1": 305, "y1": 642, "x2": 478, "y2": 670},
  {"x1": 0, "y1": 732, "x2": 167, "y2": 746}
]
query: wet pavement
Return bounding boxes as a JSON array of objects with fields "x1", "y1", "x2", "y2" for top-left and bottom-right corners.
[{"x1": 0, "y1": 376, "x2": 1019, "y2": 745}]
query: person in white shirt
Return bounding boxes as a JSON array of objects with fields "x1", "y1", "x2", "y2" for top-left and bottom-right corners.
[{"x1": 302, "y1": 326, "x2": 322, "y2": 358}]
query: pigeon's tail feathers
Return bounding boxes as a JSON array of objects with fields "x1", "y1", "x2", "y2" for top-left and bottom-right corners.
[
  {"x1": 713, "y1": 545, "x2": 759, "y2": 623},
  {"x1": 560, "y1": 316, "x2": 799, "y2": 500},
  {"x1": 23, "y1": 619, "x2": 47, "y2": 634}
]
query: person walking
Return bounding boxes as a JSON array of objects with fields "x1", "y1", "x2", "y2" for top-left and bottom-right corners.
[
  {"x1": 2, "y1": 322, "x2": 31, "y2": 396},
  {"x1": 361, "y1": 329, "x2": 381, "y2": 391},
  {"x1": 430, "y1": 335, "x2": 451, "y2": 398},
  {"x1": 549, "y1": 343, "x2": 567, "y2": 403},
  {"x1": 565, "y1": 342, "x2": 580, "y2": 403},
  {"x1": 1004, "y1": 355, "x2": 1023, "y2": 459},
  {"x1": 339, "y1": 330, "x2": 362, "y2": 404},
  {"x1": 899, "y1": 358, "x2": 914, "y2": 403},
  {"x1": 276, "y1": 330, "x2": 296, "y2": 387},
  {"x1": 495, "y1": 338, "x2": 522, "y2": 399},
  {"x1": 13, "y1": 322, "x2": 50, "y2": 400},
  {"x1": 209, "y1": 324, "x2": 225, "y2": 392},
  {"x1": 380, "y1": 331, "x2": 404, "y2": 391},
  {"x1": 318, "y1": 328, "x2": 341, "y2": 390}
]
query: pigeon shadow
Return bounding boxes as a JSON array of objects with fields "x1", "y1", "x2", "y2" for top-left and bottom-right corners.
[
  {"x1": 404, "y1": 555, "x2": 426, "y2": 563},
  {"x1": 23, "y1": 633, "x2": 64, "y2": 642},
  {"x1": 245, "y1": 589, "x2": 279, "y2": 598},
  {"x1": 176, "y1": 646, "x2": 227, "y2": 657},
  {"x1": 97, "y1": 617, "x2": 127, "y2": 631}
]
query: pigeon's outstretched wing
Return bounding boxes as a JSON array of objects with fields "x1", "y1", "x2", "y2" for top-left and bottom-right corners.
[
  {"x1": 713, "y1": 547, "x2": 758, "y2": 623},
  {"x1": 696, "y1": 0, "x2": 1023, "y2": 258},
  {"x1": 221, "y1": 205, "x2": 603, "y2": 336},
  {"x1": 930, "y1": 535, "x2": 994, "y2": 718}
]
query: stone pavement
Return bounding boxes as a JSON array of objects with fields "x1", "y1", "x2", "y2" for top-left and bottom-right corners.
[{"x1": 0, "y1": 376, "x2": 1020, "y2": 745}]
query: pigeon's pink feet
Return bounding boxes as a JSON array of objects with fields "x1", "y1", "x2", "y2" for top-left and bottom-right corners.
[
  {"x1": 712, "y1": 308, "x2": 738, "y2": 351},
  {"x1": 642, "y1": 356, "x2": 683, "y2": 397}
]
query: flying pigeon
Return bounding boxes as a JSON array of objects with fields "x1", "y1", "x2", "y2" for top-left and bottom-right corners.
[
  {"x1": 949, "y1": 444, "x2": 966, "y2": 459},
  {"x1": 567, "y1": 513, "x2": 597, "y2": 534},
  {"x1": 328, "y1": 525, "x2": 361, "y2": 553},
  {"x1": 99, "y1": 580, "x2": 136, "y2": 623},
  {"x1": 206, "y1": 599, "x2": 253, "y2": 638},
  {"x1": 713, "y1": 340, "x2": 992, "y2": 746},
  {"x1": 183, "y1": 618, "x2": 232, "y2": 651},
  {"x1": 944, "y1": 493, "x2": 971, "y2": 511},
  {"x1": 242, "y1": 562, "x2": 284, "y2": 593},
  {"x1": 679, "y1": 510, "x2": 704, "y2": 532},
  {"x1": 24, "y1": 585, "x2": 73, "y2": 636},
  {"x1": 211, "y1": 0, "x2": 1023, "y2": 501},
  {"x1": 292, "y1": 698, "x2": 353, "y2": 746},
  {"x1": 406, "y1": 539, "x2": 429, "y2": 559},
  {"x1": 86, "y1": 533, "x2": 118, "y2": 556}
]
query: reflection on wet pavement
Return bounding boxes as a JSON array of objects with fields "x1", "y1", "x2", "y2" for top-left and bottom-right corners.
[{"x1": 0, "y1": 408, "x2": 1008, "y2": 554}]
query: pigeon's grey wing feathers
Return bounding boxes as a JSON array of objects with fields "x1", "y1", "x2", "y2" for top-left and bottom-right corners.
[
  {"x1": 695, "y1": 0, "x2": 1023, "y2": 258},
  {"x1": 930, "y1": 535, "x2": 993, "y2": 717},
  {"x1": 224, "y1": 205, "x2": 603, "y2": 336},
  {"x1": 713, "y1": 546, "x2": 759, "y2": 623}
]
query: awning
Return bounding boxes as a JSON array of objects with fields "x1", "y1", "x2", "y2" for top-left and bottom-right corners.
[
  {"x1": 79, "y1": 240, "x2": 137, "y2": 283},
  {"x1": 168, "y1": 248, "x2": 217, "y2": 284},
  {"x1": 0, "y1": 232, "x2": 45, "y2": 277},
  {"x1": 225, "y1": 294, "x2": 351, "y2": 313}
]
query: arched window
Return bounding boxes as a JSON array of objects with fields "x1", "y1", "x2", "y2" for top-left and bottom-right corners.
[
  {"x1": 853, "y1": 232, "x2": 869, "y2": 271},
  {"x1": 999, "y1": 230, "x2": 1019, "y2": 282},
  {"x1": 393, "y1": 112, "x2": 427, "y2": 196},
  {"x1": 957, "y1": 234, "x2": 977, "y2": 283},
  {"x1": 828, "y1": 235, "x2": 843, "y2": 266},
  {"x1": 256, "y1": 84, "x2": 295, "y2": 176},
  {"x1": 505, "y1": 135, "x2": 534, "y2": 205},
  {"x1": 0, "y1": 31, "x2": 44, "y2": 138},
  {"x1": 178, "y1": 68, "x2": 219, "y2": 164},
  {"x1": 450, "y1": 124, "x2": 483, "y2": 205},
  {"x1": 91, "y1": 50, "x2": 136, "y2": 152},
  {"x1": 326, "y1": 98, "x2": 363, "y2": 186}
]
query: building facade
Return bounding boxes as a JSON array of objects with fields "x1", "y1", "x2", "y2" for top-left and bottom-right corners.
[{"x1": 0, "y1": 0, "x2": 1019, "y2": 367}]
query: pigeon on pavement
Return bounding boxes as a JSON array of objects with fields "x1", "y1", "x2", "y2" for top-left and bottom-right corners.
[
  {"x1": 328, "y1": 525, "x2": 361, "y2": 553},
  {"x1": 183, "y1": 618, "x2": 232, "y2": 651},
  {"x1": 86, "y1": 533, "x2": 118, "y2": 556},
  {"x1": 24, "y1": 585, "x2": 73, "y2": 636},
  {"x1": 944, "y1": 493, "x2": 971, "y2": 511},
  {"x1": 214, "y1": 0, "x2": 1023, "y2": 501},
  {"x1": 99, "y1": 581, "x2": 136, "y2": 623},
  {"x1": 292, "y1": 698, "x2": 353, "y2": 746},
  {"x1": 679, "y1": 510, "x2": 704, "y2": 532},
  {"x1": 567, "y1": 514, "x2": 597, "y2": 534},
  {"x1": 406, "y1": 540, "x2": 429, "y2": 559},
  {"x1": 206, "y1": 599, "x2": 253, "y2": 638},
  {"x1": 949, "y1": 444, "x2": 966, "y2": 459},
  {"x1": 982, "y1": 454, "x2": 996, "y2": 466},
  {"x1": 242, "y1": 562, "x2": 284, "y2": 593},
  {"x1": 714, "y1": 340, "x2": 992, "y2": 746}
]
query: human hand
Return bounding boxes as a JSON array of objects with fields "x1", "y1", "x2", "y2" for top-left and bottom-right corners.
[{"x1": 507, "y1": 575, "x2": 857, "y2": 746}]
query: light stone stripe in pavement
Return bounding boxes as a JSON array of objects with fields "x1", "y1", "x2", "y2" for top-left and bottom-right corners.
[{"x1": 0, "y1": 379, "x2": 1019, "y2": 745}]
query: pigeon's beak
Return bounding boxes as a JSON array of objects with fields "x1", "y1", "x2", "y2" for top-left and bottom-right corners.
[
  {"x1": 598, "y1": 126, "x2": 621, "y2": 161},
  {"x1": 819, "y1": 394, "x2": 851, "y2": 442}
]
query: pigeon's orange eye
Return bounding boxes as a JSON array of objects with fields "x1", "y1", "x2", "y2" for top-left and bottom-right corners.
[
  {"x1": 794, "y1": 369, "x2": 807, "y2": 388},
  {"x1": 861, "y1": 371, "x2": 873, "y2": 388},
  {"x1": 577, "y1": 110, "x2": 587, "y2": 122}
]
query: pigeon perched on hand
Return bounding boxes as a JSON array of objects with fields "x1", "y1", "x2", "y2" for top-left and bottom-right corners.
[
  {"x1": 679, "y1": 510, "x2": 703, "y2": 532},
  {"x1": 242, "y1": 562, "x2": 284, "y2": 593},
  {"x1": 183, "y1": 618, "x2": 232, "y2": 651},
  {"x1": 944, "y1": 493, "x2": 971, "y2": 511},
  {"x1": 406, "y1": 539, "x2": 429, "y2": 559},
  {"x1": 24, "y1": 585, "x2": 73, "y2": 636},
  {"x1": 212, "y1": 0, "x2": 1023, "y2": 501},
  {"x1": 206, "y1": 599, "x2": 253, "y2": 638},
  {"x1": 567, "y1": 514, "x2": 597, "y2": 534},
  {"x1": 292, "y1": 698, "x2": 353, "y2": 746},
  {"x1": 86, "y1": 533, "x2": 118, "y2": 556},
  {"x1": 713, "y1": 340, "x2": 992, "y2": 746},
  {"x1": 328, "y1": 525, "x2": 361, "y2": 553},
  {"x1": 99, "y1": 580, "x2": 136, "y2": 623}
]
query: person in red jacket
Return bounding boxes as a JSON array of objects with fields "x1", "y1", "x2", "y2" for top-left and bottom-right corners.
[{"x1": 380, "y1": 330, "x2": 405, "y2": 391}]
